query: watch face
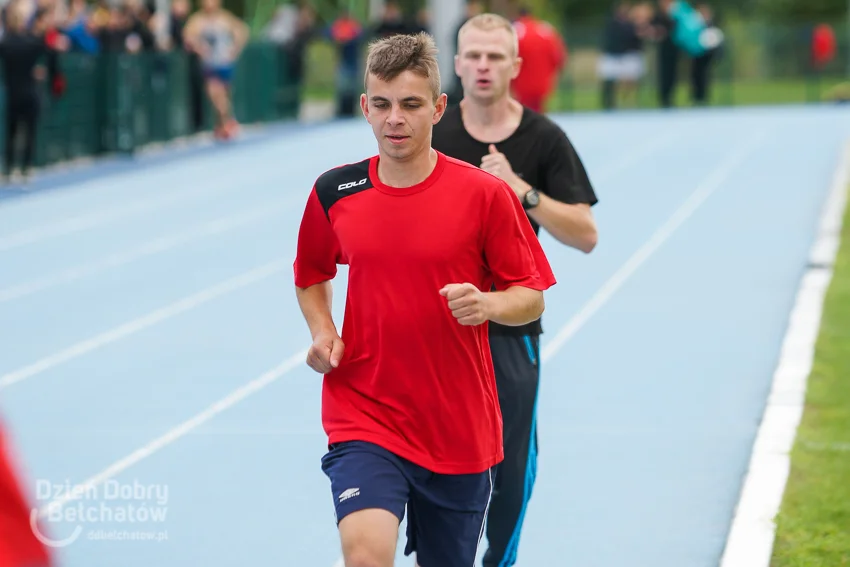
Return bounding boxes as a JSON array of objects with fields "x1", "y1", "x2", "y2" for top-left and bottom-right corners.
[{"x1": 526, "y1": 190, "x2": 540, "y2": 206}]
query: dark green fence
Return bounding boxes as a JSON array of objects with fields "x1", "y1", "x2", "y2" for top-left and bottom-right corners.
[{"x1": 0, "y1": 41, "x2": 302, "y2": 172}]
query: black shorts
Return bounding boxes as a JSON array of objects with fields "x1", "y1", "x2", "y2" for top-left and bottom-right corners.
[
  {"x1": 483, "y1": 333, "x2": 541, "y2": 567},
  {"x1": 321, "y1": 440, "x2": 494, "y2": 567}
]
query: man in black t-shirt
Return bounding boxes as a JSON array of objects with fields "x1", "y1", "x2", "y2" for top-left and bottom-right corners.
[{"x1": 432, "y1": 12, "x2": 598, "y2": 567}]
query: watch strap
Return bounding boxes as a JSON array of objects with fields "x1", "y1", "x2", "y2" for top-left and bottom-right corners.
[{"x1": 522, "y1": 188, "x2": 539, "y2": 210}]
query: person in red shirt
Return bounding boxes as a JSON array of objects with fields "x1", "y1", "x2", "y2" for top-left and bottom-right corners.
[
  {"x1": 811, "y1": 23, "x2": 836, "y2": 70},
  {"x1": 510, "y1": 8, "x2": 566, "y2": 112},
  {"x1": 0, "y1": 424, "x2": 52, "y2": 567},
  {"x1": 294, "y1": 32, "x2": 556, "y2": 567}
]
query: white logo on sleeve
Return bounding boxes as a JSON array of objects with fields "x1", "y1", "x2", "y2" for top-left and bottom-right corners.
[
  {"x1": 338, "y1": 178, "x2": 367, "y2": 191},
  {"x1": 339, "y1": 488, "x2": 360, "y2": 502}
]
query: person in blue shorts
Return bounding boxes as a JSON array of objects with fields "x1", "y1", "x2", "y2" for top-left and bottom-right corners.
[
  {"x1": 293, "y1": 31, "x2": 556, "y2": 567},
  {"x1": 183, "y1": 0, "x2": 248, "y2": 140}
]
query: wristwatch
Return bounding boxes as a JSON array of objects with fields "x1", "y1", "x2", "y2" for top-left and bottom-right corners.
[{"x1": 521, "y1": 188, "x2": 540, "y2": 210}]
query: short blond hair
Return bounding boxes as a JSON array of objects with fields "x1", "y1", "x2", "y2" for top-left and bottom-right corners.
[
  {"x1": 457, "y1": 13, "x2": 519, "y2": 57},
  {"x1": 364, "y1": 32, "x2": 441, "y2": 102},
  {"x1": 5, "y1": 0, "x2": 29, "y2": 30}
]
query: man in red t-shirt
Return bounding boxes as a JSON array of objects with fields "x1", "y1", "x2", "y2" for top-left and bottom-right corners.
[
  {"x1": 511, "y1": 8, "x2": 567, "y2": 112},
  {"x1": 294, "y1": 32, "x2": 556, "y2": 567}
]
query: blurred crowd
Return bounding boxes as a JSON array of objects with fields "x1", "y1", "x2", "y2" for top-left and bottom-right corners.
[
  {"x1": 264, "y1": 0, "x2": 729, "y2": 118},
  {"x1": 2, "y1": 0, "x2": 184, "y2": 55},
  {"x1": 262, "y1": 1, "x2": 431, "y2": 117},
  {"x1": 0, "y1": 0, "x2": 257, "y2": 182},
  {"x1": 290, "y1": 0, "x2": 567, "y2": 118},
  {"x1": 3, "y1": 0, "x2": 832, "y2": 184},
  {"x1": 597, "y1": 0, "x2": 723, "y2": 109}
]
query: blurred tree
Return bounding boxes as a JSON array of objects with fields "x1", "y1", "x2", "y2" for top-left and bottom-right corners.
[
  {"x1": 222, "y1": 0, "x2": 244, "y2": 19},
  {"x1": 756, "y1": 0, "x2": 848, "y2": 21},
  {"x1": 396, "y1": 0, "x2": 421, "y2": 17}
]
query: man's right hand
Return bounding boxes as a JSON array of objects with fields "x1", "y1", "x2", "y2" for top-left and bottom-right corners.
[{"x1": 306, "y1": 332, "x2": 345, "y2": 374}]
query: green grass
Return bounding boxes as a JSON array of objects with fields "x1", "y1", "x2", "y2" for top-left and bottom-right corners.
[
  {"x1": 303, "y1": 78, "x2": 842, "y2": 112},
  {"x1": 770, "y1": 186, "x2": 850, "y2": 567},
  {"x1": 302, "y1": 74, "x2": 845, "y2": 113},
  {"x1": 544, "y1": 77, "x2": 848, "y2": 113}
]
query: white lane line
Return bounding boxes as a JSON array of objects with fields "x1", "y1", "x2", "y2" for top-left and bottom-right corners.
[
  {"x1": 592, "y1": 127, "x2": 684, "y2": 184},
  {"x1": 0, "y1": 144, "x2": 311, "y2": 253},
  {"x1": 541, "y1": 131, "x2": 767, "y2": 362},
  {"x1": 0, "y1": 199, "x2": 294, "y2": 304},
  {"x1": 718, "y1": 139, "x2": 850, "y2": 567},
  {"x1": 0, "y1": 260, "x2": 286, "y2": 390},
  {"x1": 33, "y1": 349, "x2": 309, "y2": 521},
  {"x1": 0, "y1": 182, "x2": 236, "y2": 253}
]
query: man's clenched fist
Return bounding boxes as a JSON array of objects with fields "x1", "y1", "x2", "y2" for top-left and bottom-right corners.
[
  {"x1": 440, "y1": 283, "x2": 490, "y2": 326},
  {"x1": 480, "y1": 144, "x2": 523, "y2": 198},
  {"x1": 307, "y1": 331, "x2": 345, "y2": 374}
]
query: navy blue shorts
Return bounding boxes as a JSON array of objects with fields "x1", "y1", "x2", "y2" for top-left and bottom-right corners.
[
  {"x1": 203, "y1": 65, "x2": 234, "y2": 84},
  {"x1": 321, "y1": 441, "x2": 494, "y2": 567}
]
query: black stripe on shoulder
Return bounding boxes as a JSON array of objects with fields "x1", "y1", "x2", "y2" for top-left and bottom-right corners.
[{"x1": 315, "y1": 159, "x2": 374, "y2": 217}]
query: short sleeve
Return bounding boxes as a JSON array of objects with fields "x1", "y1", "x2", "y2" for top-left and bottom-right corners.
[
  {"x1": 543, "y1": 127, "x2": 599, "y2": 206},
  {"x1": 293, "y1": 186, "x2": 343, "y2": 288},
  {"x1": 483, "y1": 180, "x2": 557, "y2": 292}
]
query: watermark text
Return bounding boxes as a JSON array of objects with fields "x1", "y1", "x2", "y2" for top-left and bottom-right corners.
[{"x1": 30, "y1": 479, "x2": 169, "y2": 548}]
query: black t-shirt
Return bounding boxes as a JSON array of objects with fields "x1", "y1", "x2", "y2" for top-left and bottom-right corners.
[
  {"x1": 651, "y1": 11, "x2": 676, "y2": 52},
  {"x1": 0, "y1": 32, "x2": 56, "y2": 101},
  {"x1": 432, "y1": 104, "x2": 598, "y2": 337},
  {"x1": 602, "y1": 16, "x2": 636, "y2": 55}
]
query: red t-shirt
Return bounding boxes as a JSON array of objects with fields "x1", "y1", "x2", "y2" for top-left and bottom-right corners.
[
  {"x1": 294, "y1": 151, "x2": 556, "y2": 475},
  {"x1": 512, "y1": 16, "x2": 567, "y2": 103},
  {"x1": 0, "y1": 425, "x2": 52, "y2": 567}
]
